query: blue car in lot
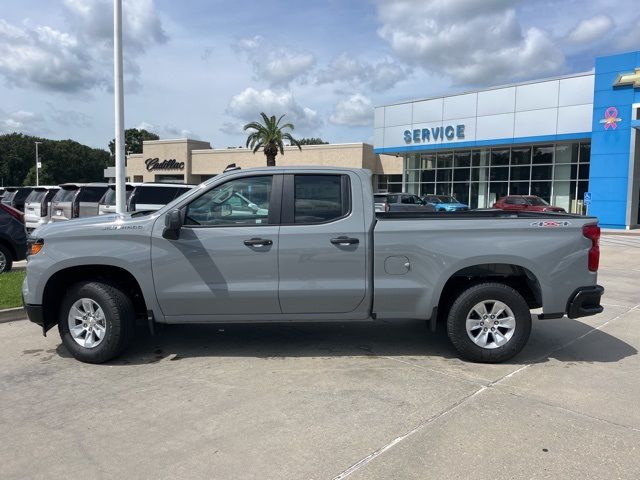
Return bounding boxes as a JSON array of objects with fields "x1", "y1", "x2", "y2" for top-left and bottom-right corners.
[{"x1": 422, "y1": 195, "x2": 469, "y2": 212}]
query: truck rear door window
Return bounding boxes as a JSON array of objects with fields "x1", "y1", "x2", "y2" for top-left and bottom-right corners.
[{"x1": 293, "y1": 175, "x2": 348, "y2": 224}]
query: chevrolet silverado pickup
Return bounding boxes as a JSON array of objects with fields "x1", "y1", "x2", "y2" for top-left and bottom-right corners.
[{"x1": 23, "y1": 167, "x2": 604, "y2": 364}]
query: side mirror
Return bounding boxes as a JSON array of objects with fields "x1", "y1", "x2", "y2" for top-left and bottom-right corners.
[{"x1": 163, "y1": 209, "x2": 183, "y2": 240}]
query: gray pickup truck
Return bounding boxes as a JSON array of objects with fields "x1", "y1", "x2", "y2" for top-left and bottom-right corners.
[{"x1": 23, "y1": 167, "x2": 603, "y2": 364}]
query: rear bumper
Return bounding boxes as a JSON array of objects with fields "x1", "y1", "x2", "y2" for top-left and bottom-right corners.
[{"x1": 567, "y1": 285, "x2": 604, "y2": 319}]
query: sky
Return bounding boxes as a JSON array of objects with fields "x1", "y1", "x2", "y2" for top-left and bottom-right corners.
[{"x1": 0, "y1": 0, "x2": 639, "y2": 151}]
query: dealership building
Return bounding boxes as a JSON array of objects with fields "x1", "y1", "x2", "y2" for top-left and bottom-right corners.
[
  {"x1": 110, "y1": 50, "x2": 640, "y2": 229},
  {"x1": 374, "y1": 50, "x2": 640, "y2": 229}
]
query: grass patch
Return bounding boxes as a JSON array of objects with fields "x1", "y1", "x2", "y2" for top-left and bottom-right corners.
[{"x1": 0, "y1": 270, "x2": 26, "y2": 309}]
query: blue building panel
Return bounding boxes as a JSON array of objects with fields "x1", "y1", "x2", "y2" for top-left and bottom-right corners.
[
  {"x1": 589, "y1": 153, "x2": 632, "y2": 178},
  {"x1": 594, "y1": 52, "x2": 638, "y2": 74}
]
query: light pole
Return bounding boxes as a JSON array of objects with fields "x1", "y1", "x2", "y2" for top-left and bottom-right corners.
[
  {"x1": 113, "y1": 0, "x2": 126, "y2": 213},
  {"x1": 34, "y1": 141, "x2": 42, "y2": 186}
]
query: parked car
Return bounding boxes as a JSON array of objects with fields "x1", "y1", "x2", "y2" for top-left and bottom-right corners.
[
  {"x1": 374, "y1": 193, "x2": 435, "y2": 212},
  {"x1": 128, "y1": 183, "x2": 196, "y2": 213},
  {"x1": 493, "y1": 195, "x2": 566, "y2": 213},
  {"x1": 24, "y1": 166, "x2": 603, "y2": 364},
  {"x1": 24, "y1": 186, "x2": 60, "y2": 232},
  {"x1": 49, "y1": 183, "x2": 110, "y2": 223},
  {"x1": 422, "y1": 195, "x2": 469, "y2": 212},
  {"x1": 1, "y1": 186, "x2": 34, "y2": 212},
  {"x1": 98, "y1": 183, "x2": 140, "y2": 215},
  {"x1": 0, "y1": 203, "x2": 27, "y2": 273}
]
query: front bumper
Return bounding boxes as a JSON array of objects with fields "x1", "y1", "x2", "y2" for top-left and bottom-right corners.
[{"x1": 567, "y1": 285, "x2": 604, "y2": 319}]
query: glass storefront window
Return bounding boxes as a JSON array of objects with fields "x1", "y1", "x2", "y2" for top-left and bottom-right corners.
[
  {"x1": 453, "y1": 183, "x2": 470, "y2": 205},
  {"x1": 393, "y1": 141, "x2": 589, "y2": 212},
  {"x1": 406, "y1": 154, "x2": 420, "y2": 170},
  {"x1": 437, "y1": 169, "x2": 452, "y2": 182},
  {"x1": 532, "y1": 165, "x2": 553, "y2": 180},
  {"x1": 510, "y1": 165, "x2": 531, "y2": 181},
  {"x1": 490, "y1": 167, "x2": 508, "y2": 181},
  {"x1": 509, "y1": 182, "x2": 529, "y2": 195},
  {"x1": 511, "y1": 147, "x2": 531, "y2": 165},
  {"x1": 436, "y1": 183, "x2": 451, "y2": 195},
  {"x1": 489, "y1": 182, "x2": 508, "y2": 205},
  {"x1": 555, "y1": 143, "x2": 578, "y2": 163},
  {"x1": 472, "y1": 149, "x2": 490, "y2": 167},
  {"x1": 453, "y1": 168, "x2": 470, "y2": 182},
  {"x1": 533, "y1": 145, "x2": 554, "y2": 164},
  {"x1": 437, "y1": 152, "x2": 453, "y2": 169},
  {"x1": 531, "y1": 181, "x2": 552, "y2": 202},
  {"x1": 421, "y1": 154, "x2": 436, "y2": 170},
  {"x1": 491, "y1": 149, "x2": 510, "y2": 166},
  {"x1": 421, "y1": 170, "x2": 435, "y2": 182},
  {"x1": 454, "y1": 151, "x2": 471, "y2": 168}
]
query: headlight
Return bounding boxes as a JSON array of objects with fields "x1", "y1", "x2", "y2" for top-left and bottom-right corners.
[{"x1": 28, "y1": 239, "x2": 44, "y2": 256}]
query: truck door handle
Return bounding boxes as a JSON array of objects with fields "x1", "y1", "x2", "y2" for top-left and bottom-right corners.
[
  {"x1": 243, "y1": 238, "x2": 273, "y2": 247},
  {"x1": 330, "y1": 236, "x2": 359, "y2": 246}
]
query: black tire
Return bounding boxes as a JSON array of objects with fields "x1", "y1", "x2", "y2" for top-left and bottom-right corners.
[
  {"x1": 58, "y1": 281, "x2": 135, "y2": 364},
  {"x1": 0, "y1": 244, "x2": 13, "y2": 273},
  {"x1": 446, "y1": 282, "x2": 531, "y2": 363}
]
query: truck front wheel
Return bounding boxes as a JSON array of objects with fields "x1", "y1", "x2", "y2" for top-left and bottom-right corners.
[
  {"x1": 446, "y1": 282, "x2": 531, "y2": 363},
  {"x1": 58, "y1": 281, "x2": 135, "y2": 364}
]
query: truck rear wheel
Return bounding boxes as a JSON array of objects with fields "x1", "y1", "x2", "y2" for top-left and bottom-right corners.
[
  {"x1": 446, "y1": 282, "x2": 531, "y2": 363},
  {"x1": 58, "y1": 281, "x2": 135, "y2": 364}
]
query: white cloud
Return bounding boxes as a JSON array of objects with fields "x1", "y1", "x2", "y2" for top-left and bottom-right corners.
[
  {"x1": 374, "y1": 0, "x2": 565, "y2": 85},
  {"x1": 316, "y1": 53, "x2": 409, "y2": 92},
  {"x1": 135, "y1": 121, "x2": 198, "y2": 139},
  {"x1": 0, "y1": 0, "x2": 167, "y2": 94},
  {"x1": 329, "y1": 94, "x2": 373, "y2": 127},
  {"x1": 567, "y1": 15, "x2": 614, "y2": 45},
  {"x1": 0, "y1": 109, "x2": 49, "y2": 135},
  {"x1": 226, "y1": 87, "x2": 321, "y2": 131},
  {"x1": 234, "y1": 36, "x2": 315, "y2": 87}
]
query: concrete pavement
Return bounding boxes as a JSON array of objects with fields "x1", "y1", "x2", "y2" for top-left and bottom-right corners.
[{"x1": 0, "y1": 242, "x2": 638, "y2": 479}]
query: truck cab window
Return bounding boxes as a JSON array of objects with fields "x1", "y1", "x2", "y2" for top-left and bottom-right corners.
[
  {"x1": 185, "y1": 176, "x2": 272, "y2": 226},
  {"x1": 294, "y1": 175, "x2": 348, "y2": 224}
]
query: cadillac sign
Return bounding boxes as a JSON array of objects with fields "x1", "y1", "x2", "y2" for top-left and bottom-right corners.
[{"x1": 145, "y1": 157, "x2": 185, "y2": 172}]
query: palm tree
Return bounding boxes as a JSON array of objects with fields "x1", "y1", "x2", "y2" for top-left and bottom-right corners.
[{"x1": 243, "y1": 113, "x2": 301, "y2": 167}]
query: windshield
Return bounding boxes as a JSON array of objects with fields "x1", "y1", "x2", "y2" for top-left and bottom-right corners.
[
  {"x1": 526, "y1": 197, "x2": 549, "y2": 206},
  {"x1": 437, "y1": 195, "x2": 458, "y2": 204},
  {"x1": 1, "y1": 191, "x2": 17, "y2": 203},
  {"x1": 26, "y1": 190, "x2": 47, "y2": 203},
  {"x1": 53, "y1": 188, "x2": 78, "y2": 202}
]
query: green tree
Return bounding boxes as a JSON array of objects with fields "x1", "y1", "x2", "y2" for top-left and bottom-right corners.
[
  {"x1": 243, "y1": 113, "x2": 301, "y2": 167},
  {"x1": 0, "y1": 133, "x2": 110, "y2": 186},
  {"x1": 297, "y1": 137, "x2": 328, "y2": 145},
  {"x1": 108, "y1": 128, "x2": 159, "y2": 162}
]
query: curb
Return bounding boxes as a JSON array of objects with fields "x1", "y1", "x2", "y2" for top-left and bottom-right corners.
[{"x1": 0, "y1": 307, "x2": 26, "y2": 323}]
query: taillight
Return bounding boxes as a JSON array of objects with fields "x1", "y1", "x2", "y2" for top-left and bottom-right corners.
[
  {"x1": 41, "y1": 197, "x2": 48, "y2": 217},
  {"x1": 583, "y1": 224, "x2": 600, "y2": 272},
  {"x1": 384, "y1": 202, "x2": 389, "y2": 213},
  {"x1": 72, "y1": 199, "x2": 80, "y2": 218},
  {"x1": 0, "y1": 203, "x2": 24, "y2": 223}
]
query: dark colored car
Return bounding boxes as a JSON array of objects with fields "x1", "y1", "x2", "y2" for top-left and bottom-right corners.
[
  {"x1": 0, "y1": 203, "x2": 27, "y2": 273},
  {"x1": 1, "y1": 186, "x2": 35, "y2": 212},
  {"x1": 493, "y1": 195, "x2": 566, "y2": 213},
  {"x1": 374, "y1": 193, "x2": 435, "y2": 213},
  {"x1": 422, "y1": 195, "x2": 469, "y2": 212}
]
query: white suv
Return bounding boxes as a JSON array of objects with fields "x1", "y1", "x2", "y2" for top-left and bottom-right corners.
[{"x1": 127, "y1": 183, "x2": 196, "y2": 213}]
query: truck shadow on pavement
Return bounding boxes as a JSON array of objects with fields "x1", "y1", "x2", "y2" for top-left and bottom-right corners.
[{"x1": 55, "y1": 316, "x2": 637, "y2": 366}]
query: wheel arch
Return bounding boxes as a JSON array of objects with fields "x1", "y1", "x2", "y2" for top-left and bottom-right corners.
[
  {"x1": 41, "y1": 264, "x2": 149, "y2": 333},
  {"x1": 435, "y1": 262, "x2": 543, "y2": 323}
]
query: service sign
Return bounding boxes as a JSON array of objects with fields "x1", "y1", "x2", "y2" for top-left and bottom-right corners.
[{"x1": 403, "y1": 124, "x2": 465, "y2": 144}]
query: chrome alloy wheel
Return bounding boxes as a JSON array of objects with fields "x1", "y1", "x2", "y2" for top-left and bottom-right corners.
[
  {"x1": 465, "y1": 300, "x2": 516, "y2": 349},
  {"x1": 0, "y1": 250, "x2": 6, "y2": 272},
  {"x1": 67, "y1": 298, "x2": 106, "y2": 348}
]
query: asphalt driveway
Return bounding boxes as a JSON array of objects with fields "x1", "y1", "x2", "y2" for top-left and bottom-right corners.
[{"x1": 0, "y1": 238, "x2": 639, "y2": 479}]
